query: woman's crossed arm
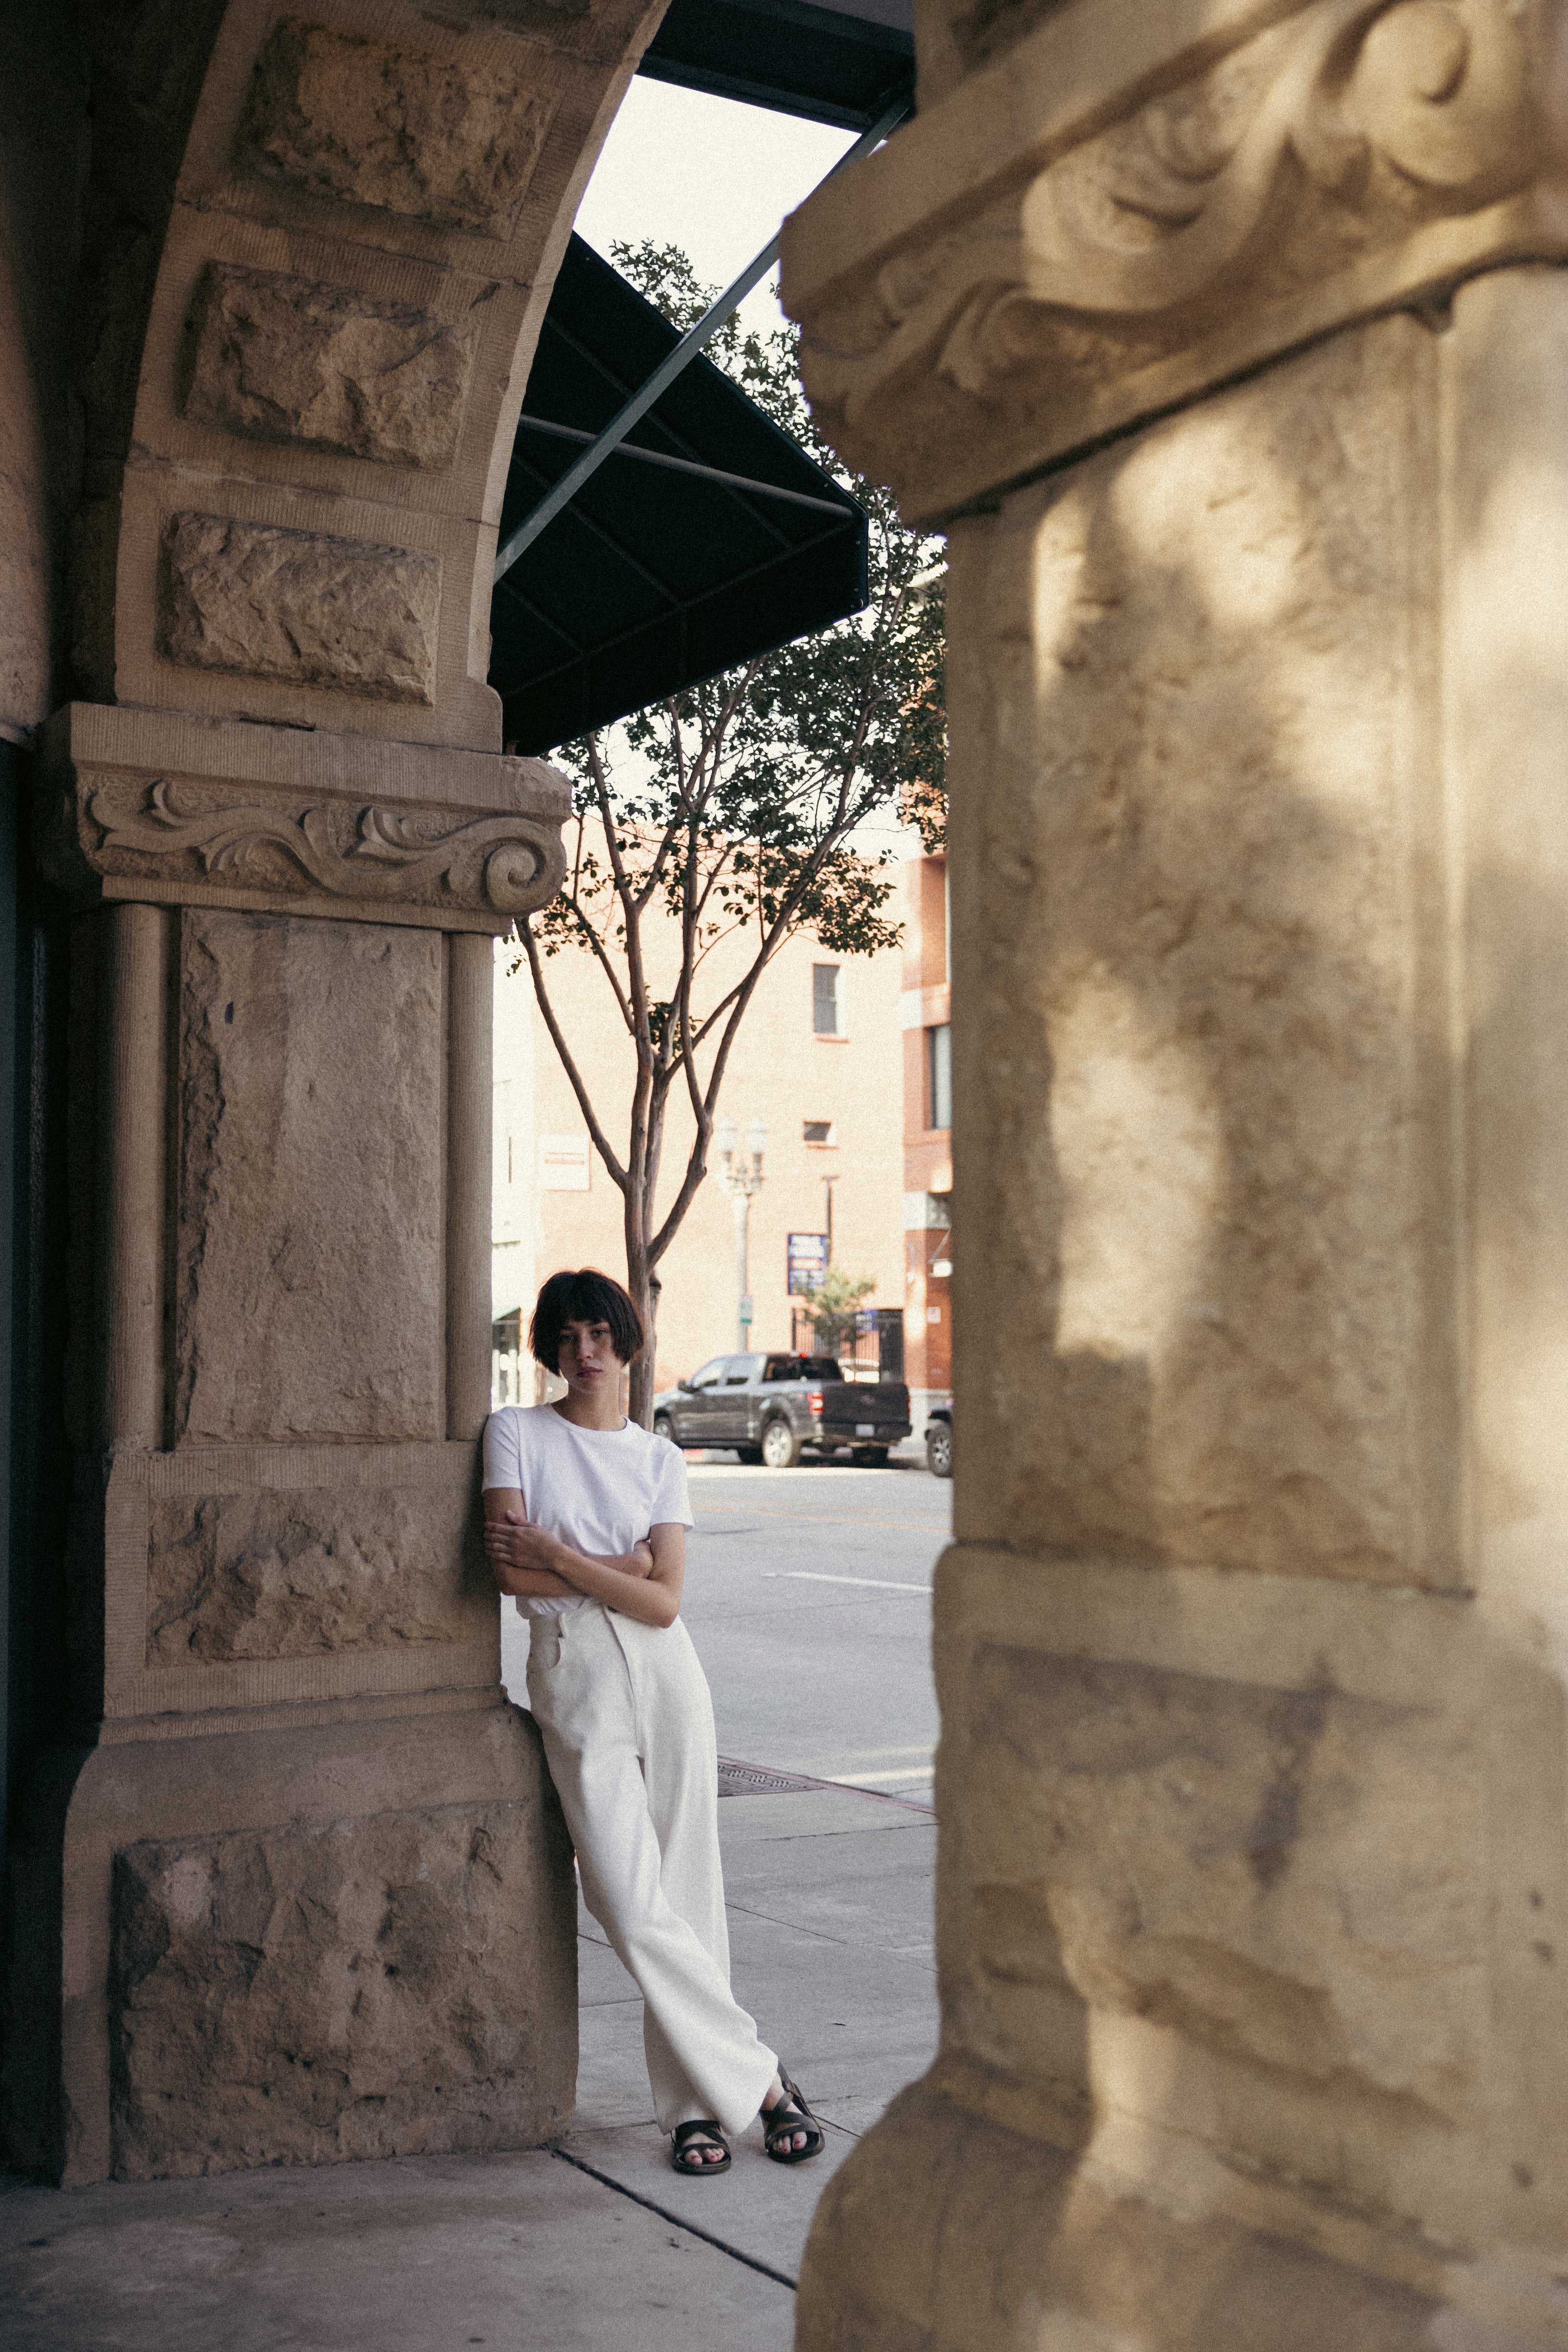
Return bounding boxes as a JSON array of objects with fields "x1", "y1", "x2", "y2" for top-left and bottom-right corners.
[{"x1": 482, "y1": 1488, "x2": 686, "y2": 1627}]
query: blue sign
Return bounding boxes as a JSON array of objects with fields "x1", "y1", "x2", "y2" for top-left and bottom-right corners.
[{"x1": 787, "y1": 1232, "x2": 829, "y2": 1296}]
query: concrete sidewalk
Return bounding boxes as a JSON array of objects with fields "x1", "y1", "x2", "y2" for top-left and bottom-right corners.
[{"x1": 1, "y1": 1779, "x2": 937, "y2": 2350}]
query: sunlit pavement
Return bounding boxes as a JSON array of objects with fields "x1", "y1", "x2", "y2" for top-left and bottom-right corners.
[{"x1": 1, "y1": 1467, "x2": 949, "y2": 2347}]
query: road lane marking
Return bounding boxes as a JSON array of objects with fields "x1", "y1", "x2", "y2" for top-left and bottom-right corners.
[
  {"x1": 761, "y1": 1570, "x2": 931, "y2": 1593},
  {"x1": 827, "y1": 1766, "x2": 934, "y2": 1785},
  {"x1": 694, "y1": 1506, "x2": 948, "y2": 1534}
]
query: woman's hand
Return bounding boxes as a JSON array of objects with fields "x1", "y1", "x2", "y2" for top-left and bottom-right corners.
[{"x1": 484, "y1": 1510, "x2": 569, "y2": 1581}]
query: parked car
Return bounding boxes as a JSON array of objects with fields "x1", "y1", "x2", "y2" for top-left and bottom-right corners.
[
  {"x1": 925, "y1": 1396, "x2": 953, "y2": 1478},
  {"x1": 653, "y1": 1351, "x2": 911, "y2": 1468}
]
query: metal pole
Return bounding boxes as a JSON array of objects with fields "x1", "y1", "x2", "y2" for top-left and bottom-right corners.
[
  {"x1": 734, "y1": 1191, "x2": 751, "y2": 1352},
  {"x1": 492, "y1": 88, "x2": 913, "y2": 587},
  {"x1": 511, "y1": 416, "x2": 857, "y2": 515}
]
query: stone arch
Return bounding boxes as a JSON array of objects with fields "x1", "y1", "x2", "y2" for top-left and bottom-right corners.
[{"x1": 70, "y1": 0, "x2": 668, "y2": 745}]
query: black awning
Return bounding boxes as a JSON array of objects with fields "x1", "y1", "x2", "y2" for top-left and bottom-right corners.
[
  {"x1": 640, "y1": 0, "x2": 914, "y2": 130},
  {"x1": 489, "y1": 236, "x2": 868, "y2": 758}
]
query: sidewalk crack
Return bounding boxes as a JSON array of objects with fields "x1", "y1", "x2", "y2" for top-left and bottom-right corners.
[{"x1": 548, "y1": 2145, "x2": 798, "y2": 2291}]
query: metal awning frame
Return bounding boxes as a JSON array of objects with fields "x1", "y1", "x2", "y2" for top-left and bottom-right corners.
[
  {"x1": 490, "y1": 382, "x2": 864, "y2": 692},
  {"x1": 513, "y1": 414, "x2": 857, "y2": 517},
  {"x1": 494, "y1": 508, "x2": 859, "y2": 713},
  {"x1": 492, "y1": 87, "x2": 912, "y2": 588}
]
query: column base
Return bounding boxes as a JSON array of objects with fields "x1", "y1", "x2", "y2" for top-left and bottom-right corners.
[
  {"x1": 796, "y1": 2075, "x2": 1523, "y2": 2352},
  {"x1": 3, "y1": 1697, "x2": 576, "y2": 2184}
]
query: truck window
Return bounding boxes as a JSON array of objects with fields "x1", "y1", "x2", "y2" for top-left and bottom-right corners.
[{"x1": 803, "y1": 1357, "x2": 842, "y2": 1381}]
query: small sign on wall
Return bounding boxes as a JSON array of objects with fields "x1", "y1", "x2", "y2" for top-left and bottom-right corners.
[
  {"x1": 539, "y1": 1134, "x2": 591, "y2": 1190},
  {"x1": 787, "y1": 1232, "x2": 829, "y2": 1295}
]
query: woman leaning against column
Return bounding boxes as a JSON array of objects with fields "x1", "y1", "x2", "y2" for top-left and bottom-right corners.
[{"x1": 482, "y1": 1266, "x2": 825, "y2": 2177}]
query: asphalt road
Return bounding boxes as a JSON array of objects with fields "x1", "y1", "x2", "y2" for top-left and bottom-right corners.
[{"x1": 499, "y1": 1455, "x2": 950, "y2": 1803}]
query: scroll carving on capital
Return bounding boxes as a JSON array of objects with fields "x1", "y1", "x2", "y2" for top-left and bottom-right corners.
[
  {"x1": 788, "y1": 0, "x2": 1567, "y2": 517},
  {"x1": 37, "y1": 705, "x2": 571, "y2": 934},
  {"x1": 85, "y1": 781, "x2": 565, "y2": 922}
]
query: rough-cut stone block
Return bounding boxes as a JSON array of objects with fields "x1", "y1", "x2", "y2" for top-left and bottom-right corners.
[
  {"x1": 237, "y1": 17, "x2": 558, "y2": 237},
  {"x1": 146, "y1": 1486, "x2": 483, "y2": 1664},
  {"x1": 175, "y1": 911, "x2": 443, "y2": 1445},
  {"x1": 965, "y1": 1645, "x2": 1484, "y2": 2120},
  {"x1": 110, "y1": 1799, "x2": 575, "y2": 2177},
  {"x1": 161, "y1": 512, "x2": 440, "y2": 703},
  {"x1": 182, "y1": 263, "x2": 475, "y2": 469}
]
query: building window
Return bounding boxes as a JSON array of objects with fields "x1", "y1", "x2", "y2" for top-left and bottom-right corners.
[
  {"x1": 803, "y1": 1119, "x2": 835, "y2": 1145},
  {"x1": 812, "y1": 963, "x2": 843, "y2": 1036},
  {"x1": 927, "y1": 1023, "x2": 952, "y2": 1131}
]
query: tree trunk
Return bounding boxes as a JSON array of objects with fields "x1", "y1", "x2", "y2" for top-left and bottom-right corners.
[
  {"x1": 624, "y1": 1081, "x2": 669, "y2": 1429},
  {"x1": 628, "y1": 1271, "x2": 660, "y2": 1429},
  {"x1": 624, "y1": 1190, "x2": 659, "y2": 1427}
]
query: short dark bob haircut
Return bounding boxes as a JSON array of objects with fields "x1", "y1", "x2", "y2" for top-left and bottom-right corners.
[{"x1": 529, "y1": 1268, "x2": 645, "y2": 1372}]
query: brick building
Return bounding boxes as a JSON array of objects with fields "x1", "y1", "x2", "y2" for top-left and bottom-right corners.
[
  {"x1": 492, "y1": 916, "x2": 905, "y2": 1401},
  {"x1": 901, "y1": 851, "x2": 951, "y2": 1426}
]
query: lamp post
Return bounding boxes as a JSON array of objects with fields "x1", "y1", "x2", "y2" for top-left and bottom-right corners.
[{"x1": 715, "y1": 1114, "x2": 767, "y2": 1351}]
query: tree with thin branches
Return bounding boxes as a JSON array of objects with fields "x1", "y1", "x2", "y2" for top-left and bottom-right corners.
[{"x1": 514, "y1": 241, "x2": 945, "y2": 1424}]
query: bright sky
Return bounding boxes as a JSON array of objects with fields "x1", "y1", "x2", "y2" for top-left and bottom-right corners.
[{"x1": 573, "y1": 78, "x2": 857, "y2": 333}]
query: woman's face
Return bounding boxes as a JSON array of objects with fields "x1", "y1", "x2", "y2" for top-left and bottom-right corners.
[{"x1": 557, "y1": 1317, "x2": 619, "y2": 1395}]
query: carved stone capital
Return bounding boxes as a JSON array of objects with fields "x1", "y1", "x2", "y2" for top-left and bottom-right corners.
[
  {"x1": 37, "y1": 704, "x2": 569, "y2": 934},
  {"x1": 782, "y1": 0, "x2": 1568, "y2": 520}
]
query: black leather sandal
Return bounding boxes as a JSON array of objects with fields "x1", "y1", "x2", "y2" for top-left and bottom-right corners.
[
  {"x1": 762, "y1": 2069, "x2": 825, "y2": 2164},
  {"x1": 671, "y1": 2119, "x2": 732, "y2": 2175}
]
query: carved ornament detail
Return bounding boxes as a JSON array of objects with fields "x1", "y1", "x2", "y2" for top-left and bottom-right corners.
[
  {"x1": 789, "y1": 0, "x2": 1565, "y2": 517},
  {"x1": 36, "y1": 704, "x2": 571, "y2": 934},
  {"x1": 85, "y1": 779, "x2": 564, "y2": 920}
]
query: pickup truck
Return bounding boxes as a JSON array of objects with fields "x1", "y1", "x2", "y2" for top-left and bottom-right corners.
[{"x1": 652, "y1": 1351, "x2": 911, "y2": 1468}]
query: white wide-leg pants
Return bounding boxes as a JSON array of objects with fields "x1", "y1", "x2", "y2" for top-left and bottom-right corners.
[{"x1": 525, "y1": 1602, "x2": 778, "y2": 2136}]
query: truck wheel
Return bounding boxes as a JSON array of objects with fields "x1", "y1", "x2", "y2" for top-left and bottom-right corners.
[
  {"x1": 654, "y1": 1414, "x2": 676, "y2": 1445},
  {"x1": 926, "y1": 1422, "x2": 953, "y2": 1479},
  {"x1": 852, "y1": 1446, "x2": 889, "y2": 1466},
  {"x1": 760, "y1": 1419, "x2": 801, "y2": 1470}
]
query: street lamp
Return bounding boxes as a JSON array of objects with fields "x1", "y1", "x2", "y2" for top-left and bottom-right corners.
[{"x1": 715, "y1": 1114, "x2": 767, "y2": 1350}]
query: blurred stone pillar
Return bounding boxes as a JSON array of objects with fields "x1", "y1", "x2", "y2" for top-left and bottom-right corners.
[{"x1": 785, "y1": 3, "x2": 1568, "y2": 2342}]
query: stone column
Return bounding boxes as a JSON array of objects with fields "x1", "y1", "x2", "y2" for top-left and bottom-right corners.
[
  {"x1": 1, "y1": 0, "x2": 669, "y2": 2183},
  {"x1": 3, "y1": 710, "x2": 577, "y2": 2188},
  {"x1": 784, "y1": 2, "x2": 1568, "y2": 2342}
]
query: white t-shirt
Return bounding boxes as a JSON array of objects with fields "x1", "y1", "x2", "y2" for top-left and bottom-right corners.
[{"x1": 481, "y1": 1403, "x2": 694, "y2": 1619}]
